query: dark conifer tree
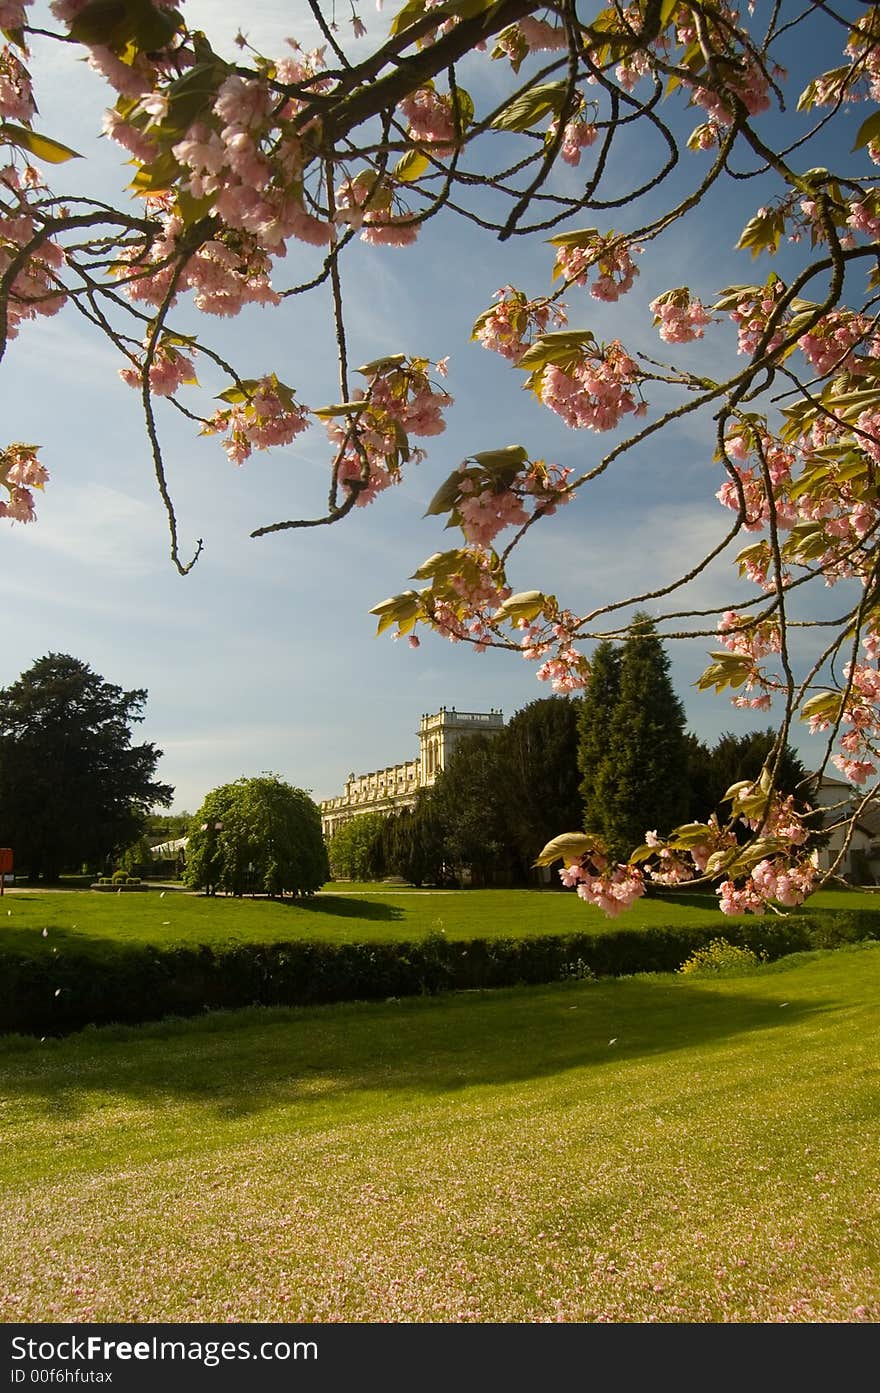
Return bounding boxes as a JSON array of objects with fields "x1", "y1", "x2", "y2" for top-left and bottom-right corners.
[
  {"x1": 601, "y1": 615, "x2": 690, "y2": 858},
  {"x1": 577, "y1": 639, "x2": 622, "y2": 837}
]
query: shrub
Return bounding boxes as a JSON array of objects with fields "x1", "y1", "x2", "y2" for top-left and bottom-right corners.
[
  {"x1": 0, "y1": 910, "x2": 875, "y2": 1038},
  {"x1": 679, "y1": 938, "x2": 763, "y2": 977},
  {"x1": 111, "y1": 870, "x2": 128, "y2": 885}
]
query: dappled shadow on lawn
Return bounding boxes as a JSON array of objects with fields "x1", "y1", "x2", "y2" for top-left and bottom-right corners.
[
  {"x1": 280, "y1": 895, "x2": 405, "y2": 923},
  {"x1": 0, "y1": 971, "x2": 841, "y2": 1122}
]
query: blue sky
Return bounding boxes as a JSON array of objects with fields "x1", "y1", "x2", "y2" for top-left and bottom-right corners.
[{"x1": 2, "y1": 1, "x2": 862, "y2": 810}]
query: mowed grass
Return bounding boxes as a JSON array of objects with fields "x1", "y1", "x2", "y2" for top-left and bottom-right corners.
[
  {"x1": 0, "y1": 944, "x2": 877, "y2": 1322},
  {"x1": 1, "y1": 885, "x2": 878, "y2": 957}
]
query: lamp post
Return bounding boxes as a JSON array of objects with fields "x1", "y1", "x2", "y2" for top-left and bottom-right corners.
[{"x1": 201, "y1": 820, "x2": 223, "y2": 896}]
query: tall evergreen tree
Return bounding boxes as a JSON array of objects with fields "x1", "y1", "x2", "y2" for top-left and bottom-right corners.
[
  {"x1": 577, "y1": 640, "x2": 622, "y2": 836},
  {"x1": 0, "y1": 653, "x2": 172, "y2": 881},
  {"x1": 494, "y1": 696, "x2": 583, "y2": 880},
  {"x1": 385, "y1": 795, "x2": 449, "y2": 887},
  {"x1": 431, "y1": 732, "x2": 509, "y2": 885},
  {"x1": 699, "y1": 729, "x2": 812, "y2": 822},
  {"x1": 588, "y1": 616, "x2": 690, "y2": 859}
]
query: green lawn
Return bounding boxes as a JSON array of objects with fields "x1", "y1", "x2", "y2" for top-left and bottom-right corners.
[
  {"x1": 0, "y1": 944, "x2": 877, "y2": 1321},
  {"x1": 1, "y1": 885, "x2": 878, "y2": 957}
]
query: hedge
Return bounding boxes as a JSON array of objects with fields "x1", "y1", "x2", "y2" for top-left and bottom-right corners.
[{"x1": 1, "y1": 911, "x2": 877, "y2": 1037}]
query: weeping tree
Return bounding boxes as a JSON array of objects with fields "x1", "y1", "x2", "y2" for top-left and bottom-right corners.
[{"x1": 186, "y1": 775, "x2": 328, "y2": 896}]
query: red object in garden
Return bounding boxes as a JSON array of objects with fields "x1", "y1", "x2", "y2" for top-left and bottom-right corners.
[{"x1": 0, "y1": 847, "x2": 12, "y2": 896}]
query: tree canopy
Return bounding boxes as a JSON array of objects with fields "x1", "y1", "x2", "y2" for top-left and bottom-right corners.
[
  {"x1": 327, "y1": 810, "x2": 388, "y2": 881},
  {"x1": 186, "y1": 774, "x2": 328, "y2": 896},
  {"x1": 4, "y1": 0, "x2": 880, "y2": 912},
  {"x1": 0, "y1": 652, "x2": 172, "y2": 880}
]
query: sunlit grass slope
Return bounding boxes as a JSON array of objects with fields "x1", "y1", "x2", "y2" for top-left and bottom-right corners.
[
  {"x1": 1, "y1": 944, "x2": 877, "y2": 1322},
  {"x1": 1, "y1": 886, "x2": 877, "y2": 956}
]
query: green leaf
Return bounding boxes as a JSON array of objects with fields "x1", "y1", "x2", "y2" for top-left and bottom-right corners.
[
  {"x1": 313, "y1": 401, "x2": 367, "y2": 419},
  {"x1": 667, "y1": 822, "x2": 715, "y2": 850},
  {"x1": 799, "y1": 692, "x2": 843, "y2": 724},
  {"x1": 451, "y1": 86, "x2": 474, "y2": 130},
  {"x1": 70, "y1": 0, "x2": 184, "y2": 54},
  {"x1": 713, "y1": 284, "x2": 760, "y2": 311},
  {"x1": 492, "y1": 589, "x2": 546, "y2": 623},
  {"x1": 547, "y1": 227, "x2": 598, "y2": 249},
  {"x1": 516, "y1": 329, "x2": 596, "y2": 373},
  {"x1": 175, "y1": 186, "x2": 216, "y2": 225},
  {"x1": 0, "y1": 123, "x2": 80, "y2": 163},
  {"x1": 369, "y1": 589, "x2": 422, "y2": 635},
  {"x1": 470, "y1": 444, "x2": 529, "y2": 472},
  {"x1": 736, "y1": 206, "x2": 787, "y2": 259},
  {"x1": 533, "y1": 832, "x2": 595, "y2": 868},
  {"x1": 424, "y1": 467, "x2": 481, "y2": 517},
  {"x1": 394, "y1": 148, "x2": 430, "y2": 183},
  {"x1": 163, "y1": 61, "x2": 228, "y2": 136},
  {"x1": 695, "y1": 653, "x2": 754, "y2": 694},
  {"x1": 797, "y1": 66, "x2": 850, "y2": 113},
  {"x1": 490, "y1": 81, "x2": 567, "y2": 133},
  {"x1": 129, "y1": 150, "x2": 181, "y2": 193},
  {"x1": 410, "y1": 550, "x2": 463, "y2": 581},
  {"x1": 216, "y1": 380, "x2": 261, "y2": 404},
  {"x1": 390, "y1": 0, "x2": 428, "y2": 35},
  {"x1": 357, "y1": 354, "x2": 407, "y2": 376}
]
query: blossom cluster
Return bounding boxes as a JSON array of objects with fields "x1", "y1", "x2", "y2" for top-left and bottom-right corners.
[
  {"x1": 0, "y1": 443, "x2": 47, "y2": 524},
  {"x1": 0, "y1": 44, "x2": 34, "y2": 123},
  {"x1": 0, "y1": 166, "x2": 67, "y2": 341},
  {"x1": 473, "y1": 287, "x2": 566, "y2": 363},
  {"x1": 454, "y1": 460, "x2": 572, "y2": 549},
  {"x1": 727, "y1": 280, "x2": 788, "y2": 357},
  {"x1": 559, "y1": 854, "x2": 646, "y2": 918},
  {"x1": 553, "y1": 233, "x2": 640, "y2": 303},
  {"x1": 549, "y1": 116, "x2": 598, "y2": 168},
  {"x1": 399, "y1": 87, "x2": 459, "y2": 154},
  {"x1": 537, "y1": 342, "x2": 643, "y2": 433},
  {"x1": 425, "y1": 549, "x2": 512, "y2": 652},
  {"x1": 649, "y1": 288, "x2": 714, "y2": 344},
  {"x1": 117, "y1": 210, "x2": 280, "y2": 316},
  {"x1": 206, "y1": 377, "x2": 311, "y2": 465},
  {"x1": 325, "y1": 359, "x2": 452, "y2": 507},
  {"x1": 625, "y1": 791, "x2": 816, "y2": 918},
  {"x1": 119, "y1": 339, "x2": 197, "y2": 397},
  {"x1": 515, "y1": 608, "x2": 590, "y2": 694},
  {"x1": 807, "y1": 643, "x2": 880, "y2": 787}
]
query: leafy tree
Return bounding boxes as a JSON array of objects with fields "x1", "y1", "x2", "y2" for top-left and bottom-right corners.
[
  {"x1": 5, "y1": 1, "x2": 880, "y2": 909},
  {"x1": 493, "y1": 697, "x2": 582, "y2": 881},
  {"x1": 327, "y1": 811, "x2": 388, "y2": 881},
  {"x1": 0, "y1": 653, "x2": 172, "y2": 881},
  {"x1": 591, "y1": 616, "x2": 690, "y2": 860},
  {"x1": 185, "y1": 775, "x2": 328, "y2": 897}
]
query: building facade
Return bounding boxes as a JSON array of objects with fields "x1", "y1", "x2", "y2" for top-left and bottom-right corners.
[{"x1": 320, "y1": 706, "x2": 504, "y2": 839}]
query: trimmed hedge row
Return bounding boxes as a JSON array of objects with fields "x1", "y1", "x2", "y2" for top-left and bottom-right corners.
[{"x1": 1, "y1": 910, "x2": 877, "y2": 1037}]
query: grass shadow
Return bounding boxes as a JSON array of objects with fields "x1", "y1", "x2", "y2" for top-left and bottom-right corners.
[
  {"x1": 280, "y1": 895, "x2": 406, "y2": 923},
  {"x1": 0, "y1": 967, "x2": 846, "y2": 1122}
]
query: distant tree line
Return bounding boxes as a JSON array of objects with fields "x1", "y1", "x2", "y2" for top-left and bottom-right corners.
[{"x1": 328, "y1": 617, "x2": 812, "y2": 888}]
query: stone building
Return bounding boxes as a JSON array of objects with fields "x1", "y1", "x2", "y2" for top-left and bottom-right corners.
[{"x1": 320, "y1": 706, "x2": 504, "y2": 839}]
